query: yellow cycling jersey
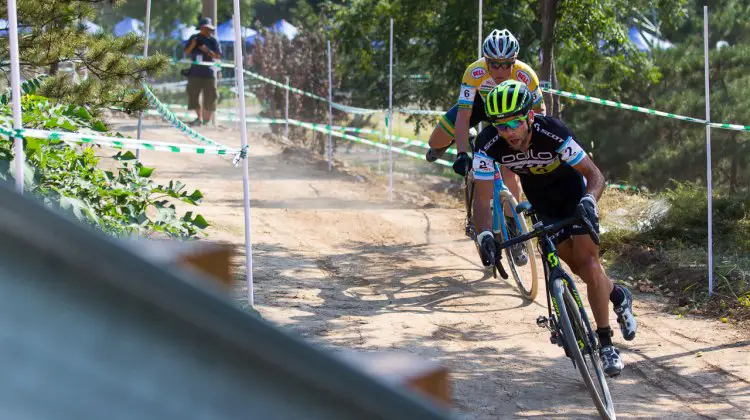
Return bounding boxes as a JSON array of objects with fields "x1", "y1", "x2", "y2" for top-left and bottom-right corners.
[{"x1": 457, "y1": 58, "x2": 543, "y2": 110}]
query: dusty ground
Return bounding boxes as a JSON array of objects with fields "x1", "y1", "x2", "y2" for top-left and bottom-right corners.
[{"x1": 105, "y1": 114, "x2": 749, "y2": 420}]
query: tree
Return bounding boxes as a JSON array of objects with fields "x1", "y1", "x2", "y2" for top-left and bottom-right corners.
[
  {"x1": 560, "y1": 0, "x2": 750, "y2": 192},
  {"x1": 324, "y1": 0, "x2": 687, "y2": 131},
  {"x1": 0, "y1": 0, "x2": 168, "y2": 112},
  {"x1": 252, "y1": 12, "x2": 344, "y2": 155}
]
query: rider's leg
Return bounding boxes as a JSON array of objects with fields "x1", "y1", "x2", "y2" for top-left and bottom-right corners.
[
  {"x1": 555, "y1": 237, "x2": 579, "y2": 274},
  {"x1": 559, "y1": 234, "x2": 625, "y2": 376},
  {"x1": 562, "y1": 234, "x2": 613, "y2": 330}
]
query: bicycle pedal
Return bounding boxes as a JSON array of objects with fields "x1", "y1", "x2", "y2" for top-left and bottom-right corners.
[{"x1": 536, "y1": 316, "x2": 549, "y2": 328}]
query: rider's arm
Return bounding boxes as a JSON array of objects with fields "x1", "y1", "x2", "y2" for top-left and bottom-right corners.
[
  {"x1": 455, "y1": 109, "x2": 473, "y2": 154},
  {"x1": 573, "y1": 156, "x2": 606, "y2": 200},
  {"x1": 472, "y1": 152, "x2": 496, "y2": 232},
  {"x1": 501, "y1": 165, "x2": 522, "y2": 202},
  {"x1": 455, "y1": 74, "x2": 479, "y2": 154}
]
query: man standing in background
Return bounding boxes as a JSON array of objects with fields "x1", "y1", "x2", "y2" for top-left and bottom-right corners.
[{"x1": 184, "y1": 17, "x2": 222, "y2": 126}]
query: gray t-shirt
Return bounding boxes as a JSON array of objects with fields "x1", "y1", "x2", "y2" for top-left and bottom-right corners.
[{"x1": 188, "y1": 35, "x2": 222, "y2": 79}]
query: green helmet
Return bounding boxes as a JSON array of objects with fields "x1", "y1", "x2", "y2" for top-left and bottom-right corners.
[{"x1": 485, "y1": 80, "x2": 534, "y2": 120}]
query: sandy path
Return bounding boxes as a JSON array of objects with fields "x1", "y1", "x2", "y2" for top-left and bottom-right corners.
[{"x1": 105, "y1": 114, "x2": 749, "y2": 419}]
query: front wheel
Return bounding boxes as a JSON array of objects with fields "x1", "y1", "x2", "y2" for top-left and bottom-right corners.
[
  {"x1": 498, "y1": 191, "x2": 538, "y2": 300},
  {"x1": 554, "y1": 279, "x2": 616, "y2": 420}
]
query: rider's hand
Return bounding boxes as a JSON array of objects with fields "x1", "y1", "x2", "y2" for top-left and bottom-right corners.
[
  {"x1": 477, "y1": 231, "x2": 496, "y2": 267},
  {"x1": 453, "y1": 152, "x2": 471, "y2": 177},
  {"x1": 579, "y1": 194, "x2": 600, "y2": 226}
]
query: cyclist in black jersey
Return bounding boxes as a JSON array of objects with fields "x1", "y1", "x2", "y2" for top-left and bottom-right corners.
[{"x1": 472, "y1": 80, "x2": 638, "y2": 377}]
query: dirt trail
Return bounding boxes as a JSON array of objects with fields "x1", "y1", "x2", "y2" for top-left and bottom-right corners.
[{"x1": 107, "y1": 114, "x2": 749, "y2": 419}]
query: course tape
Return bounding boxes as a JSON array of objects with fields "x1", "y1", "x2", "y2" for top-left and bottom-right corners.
[
  {"x1": 542, "y1": 88, "x2": 750, "y2": 131},
  {"x1": 175, "y1": 59, "x2": 750, "y2": 131},
  {"x1": 173, "y1": 59, "x2": 443, "y2": 116},
  {"x1": 142, "y1": 84, "x2": 234, "y2": 149},
  {"x1": 0, "y1": 126, "x2": 237, "y2": 155}
]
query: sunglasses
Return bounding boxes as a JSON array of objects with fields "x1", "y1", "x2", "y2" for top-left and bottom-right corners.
[
  {"x1": 492, "y1": 115, "x2": 527, "y2": 131},
  {"x1": 487, "y1": 60, "x2": 515, "y2": 70}
]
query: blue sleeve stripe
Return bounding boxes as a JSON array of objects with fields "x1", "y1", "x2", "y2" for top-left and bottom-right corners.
[
  {"x1": 568, "y1": 152, "x2": 585, "y2": 166},
  {"x1": 474, "y1": 170, "x2": 495, "y2": 181},
  {"x1": 555, "y1": 136, "x2": 572, "y2": 153}
]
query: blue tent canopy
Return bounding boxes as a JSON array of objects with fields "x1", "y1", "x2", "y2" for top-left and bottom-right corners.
[
  {"x1": 628, "y1": 26, "x2": 674, "y2": 52},
  {"x1": 114, "y1": 17, "x2": 144, "y2": 37},
  {"x1": 82, "y1": 20, "x2": 101, "y2": 34},
  {"x1": 171, "y1": 21, "x2": 198, "y2": 41},
  {"x1": 269, "y1": 19, "x2": 298, "y2": 40},
  {"x1": 0, "y1": 19, "x2": 32, "y2": 36},
  {"x1": 216, "y1": 19, "x2": 257, "y2": 43}
]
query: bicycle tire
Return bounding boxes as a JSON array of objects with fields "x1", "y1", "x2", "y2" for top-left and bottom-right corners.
[
  {"x1": 465, "y1": 171, "x2": 476, "y2": 239},
  {"x1": 498, "y1": 191, "x2": 538, "y2": 300},
  {"x1": 554, "y1": 278, "x2": 616, "y2": 420}
]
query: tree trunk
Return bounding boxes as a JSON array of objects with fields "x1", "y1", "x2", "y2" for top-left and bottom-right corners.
[
  {"x1": 49, "y1": 62, "x2": 59, "y2": 76},
  {"x1": 539, "y1": 0, "x2": 559, "y2": 118},
  {"x1": 551, "y1": 57, "x2": 561, "y2": 118},
  {"x1": 202, "y1": 0, "x2": 217, "y2": 25}
]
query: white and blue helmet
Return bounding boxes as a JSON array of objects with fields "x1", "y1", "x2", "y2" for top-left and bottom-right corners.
[{"x1": 482, "y1": 29, "x2": 520, "y2": 60}]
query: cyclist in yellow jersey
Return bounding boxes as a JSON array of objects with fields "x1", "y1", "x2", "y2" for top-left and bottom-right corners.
[{"x1": 426, "y1": 29, "x2": 546, "y2": 178}]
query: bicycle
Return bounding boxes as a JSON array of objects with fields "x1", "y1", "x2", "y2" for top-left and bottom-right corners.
[
  {"x1": 495, "y1": 202, "x2": 616, "y2": 419},
  {"x1": 465, "y1": 161, "x2": 538, "y2": 300}
]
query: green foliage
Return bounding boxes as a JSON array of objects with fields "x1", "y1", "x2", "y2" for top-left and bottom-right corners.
[
  {"x1": 323, "y1": 0, "x2": 687, "y2": 131},
  {"x1": 629, "y1": 182, "x2": 750, "y2": 251},
  {"x1": 0, "y1": 0, "x2": 168, "y2": 113},
  {"x1": 601, "y1": 183, "x2": 750, "y2": 319},
  {"x1": 564, "y1": 0, "x2": 750, "y2": 193},
  {"x1": 0, "y1": 95, "x2": 208, "y2": 239},
  {"x1": 252, "y1": 17, "x2": 345, "y2": 154}
]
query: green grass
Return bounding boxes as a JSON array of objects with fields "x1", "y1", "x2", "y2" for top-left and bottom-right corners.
[{"x1": 600, "y1": 183, "x2": 750, "y2": 322}]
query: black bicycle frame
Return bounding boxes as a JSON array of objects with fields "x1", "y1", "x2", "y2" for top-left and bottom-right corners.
[{"x1": 538, "y1": 233, "x2": 598, "y2": 353}]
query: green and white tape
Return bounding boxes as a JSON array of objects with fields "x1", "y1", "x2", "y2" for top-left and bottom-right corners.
[
  {"x1": 542, "y1": 87, "x2": 750, "y2": 132},
  {"x1": 0, "y1": 126, "x2": 237, "y2": 155},
  {"x1": 175, "y1": 59, "x2": 749, "y2": 130},
  {"x1": 174, "y1": 59, "x2": 443, "y2": 116},
  {"x1": 142, "y1": 83, "x2": 234, "y2": 149}
]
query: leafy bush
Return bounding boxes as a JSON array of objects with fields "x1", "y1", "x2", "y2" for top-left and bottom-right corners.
[
  {"x1": 0, "y1": 94, "x2": 208, "y2": 239},
  {"x1": 601, "y1": 182, "x2": 750, "y2": 320}
]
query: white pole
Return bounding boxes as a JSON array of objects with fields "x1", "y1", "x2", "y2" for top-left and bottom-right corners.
[
  {"x1": 703, "y1": 6, "x2": 714, "y2": 296},
  {"x1": 136, "y1": 0, "x2": 152, "y2": 163},
  {"x1": 478, "y1": 0, "x2": 483, "y2": 59},
  {"x1": 327, "y1": 41, "x2": 333, "y2": 171},
  {"x1": 7, "y1": 0, "x2": 23, "y2": 193},
  {"x1": 285, "y1": 76, "x2": 290, "y2": 139},
  {"x1": 232, "y1": 5, "x2": 255, "y2": 307},
  {"x1": 388, "y1": 18, "x2": 394, "y2": 201},
  {"x1": 477, "y1": 0, "x2": 483, "y2": 133}
]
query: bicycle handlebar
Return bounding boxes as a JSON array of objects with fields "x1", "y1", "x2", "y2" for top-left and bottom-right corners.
[{"x1": 494, "y1": 204, "x2": 600, "y2": 250}]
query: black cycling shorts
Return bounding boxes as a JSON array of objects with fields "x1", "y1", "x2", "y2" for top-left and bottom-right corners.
[
  {"x1": 522, "y1": 173, "x2": 599, "y2": 245},
  {"x1": 438, "y1": 96, "x2": 489, "y2": 137}
]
